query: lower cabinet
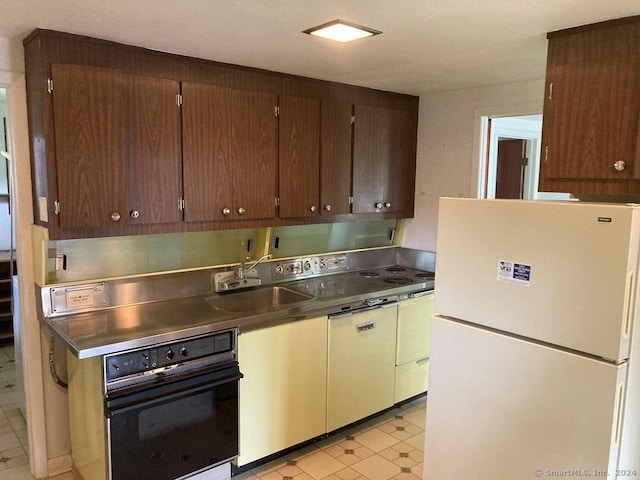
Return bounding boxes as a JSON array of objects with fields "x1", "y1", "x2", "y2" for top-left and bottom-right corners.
[
  {"x1": 237, "y1": 297, "x2": 431, "y2": 466},
  {"x1": 327, "y1": 305, "x2": 398, "y2": 432},
  {"x1": 237, "y1": 316, "x2": 328, "y2": 466},
  {"x1": 395, "y1": 294, "x2": 434, "y2": 403}
]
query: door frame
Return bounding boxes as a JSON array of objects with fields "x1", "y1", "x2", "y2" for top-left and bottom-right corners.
[
  {"x1": 1, "y1": 73, "x2": 50, "y2": 479},
  {"x1": 486, "y1": 116, "x2": 542, "y2": 199},
  {"x1": 470, "y1": 102, "x2": 542, "y2": 199}
]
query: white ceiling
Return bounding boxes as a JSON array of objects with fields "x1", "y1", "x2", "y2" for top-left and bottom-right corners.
[{"x1": 1, "y1": 1, "x2": 639, "y2": 96}]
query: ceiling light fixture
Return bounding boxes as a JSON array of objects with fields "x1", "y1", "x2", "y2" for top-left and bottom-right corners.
[{"x1": 303, "y1": 19, "x2": 381, "y2": 43}]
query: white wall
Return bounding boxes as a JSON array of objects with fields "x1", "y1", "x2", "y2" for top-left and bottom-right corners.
[{"x1": 402, "y1": 79, "x2": 545, "y2": 253}]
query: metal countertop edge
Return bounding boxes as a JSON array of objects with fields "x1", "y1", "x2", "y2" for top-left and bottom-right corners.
[{"x1": 41, "y1": 279, "x2": 435, "y2": 360}]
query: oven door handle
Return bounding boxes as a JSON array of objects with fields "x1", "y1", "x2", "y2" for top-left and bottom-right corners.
[{"x1": 105, "y1": 364, "x2": 242, "y2": 416}]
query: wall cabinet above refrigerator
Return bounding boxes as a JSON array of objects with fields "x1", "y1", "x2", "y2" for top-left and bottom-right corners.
[{"x1": 539, "y1": 16, "x2": 640, "y2": 198}]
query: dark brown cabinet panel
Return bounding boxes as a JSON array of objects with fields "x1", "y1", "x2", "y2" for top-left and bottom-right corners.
[
  {"x1": 539, "y1": 17, "x2": 640, "y2": 196},
  {"x1": 51, "y1": 64, "x2": 126, "y2": 228},
  {"x1": 182, "y1": 82, "x2": 277, "y2": 222},
  {"x1": 126, "y1": 75, "x2": 182, "y2": 225},
  {"x1": 24, "y1": 29, "x2": 418, "y2": 238},
  {"x1": 353, "y1": 105, "x2": 416, "y2": 216},
  {"x1": 278, "y1": 95, "x2": 321, "y2": 218},
  {"x1": 321, "y1": 100, "x2": 353, "y2": 215}
]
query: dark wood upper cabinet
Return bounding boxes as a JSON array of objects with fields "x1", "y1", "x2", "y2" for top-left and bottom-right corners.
[
  {"x1": 321, "y1": 100, "x2": 353, "y2": 215},
  {"x1": 182, "y1": 83, "x2": 277, "y2": 222},
  {"x1": 23, "y1": 29, "x2": 418, "y2": 239},
  {"x1": 278, "y1": 95, "x2": 321, "y2": 218},
  {"x1": 126, "y1": 75, "x2": 183, "y2": 225},
  {"x1": 353, "y1": 105, "x2": 416, "y2": 216},
  {"x1": 539, "y1": 17, "x2": 640, "y2": 196},
  {"x1": 51, "y1": 64, "x2": 126, "y2": 228}
]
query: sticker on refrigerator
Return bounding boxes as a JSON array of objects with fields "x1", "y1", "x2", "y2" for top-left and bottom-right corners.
[{"x1": 497, "y1": 260, "x2": 531, "y2": 286}]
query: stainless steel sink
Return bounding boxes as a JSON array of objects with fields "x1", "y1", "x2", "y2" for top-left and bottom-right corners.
[{"x1": 207, "y1": 286, "x2": 313, "y2": 313}]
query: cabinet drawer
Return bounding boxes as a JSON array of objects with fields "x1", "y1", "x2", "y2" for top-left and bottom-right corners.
[{"x1": 395, "y1": 357, "x2": 429, "y2": 404}]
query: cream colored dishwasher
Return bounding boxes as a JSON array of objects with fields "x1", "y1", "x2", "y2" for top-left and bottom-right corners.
[{"x1": 327, "y1": 300, "x2": 398, "y2": 432}]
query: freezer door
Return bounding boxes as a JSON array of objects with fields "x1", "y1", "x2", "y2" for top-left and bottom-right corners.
[
  {"x1": 435, "y1": 198, "x2": 640, "y2": 362},
  {"x1": 424, "y1": 316, "x2": 627, "y2": 480}
]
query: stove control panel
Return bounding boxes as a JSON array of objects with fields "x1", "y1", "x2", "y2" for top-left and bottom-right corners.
[
  {"x1": 105, "y1": 329, "x2": 236, "y2": 382},
  {"x1": 273, "y1": 254, "x2": 348, "y2": 278}
]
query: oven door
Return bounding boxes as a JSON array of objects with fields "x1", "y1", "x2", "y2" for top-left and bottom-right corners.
[{"x1": 105, "y1": 362, "x2": 241, "y2": 480}]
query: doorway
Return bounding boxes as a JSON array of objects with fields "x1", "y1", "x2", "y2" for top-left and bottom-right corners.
[
  {"x1": 0, "y1": 86, "x2": 17, "y2": 342},
  {"x1": 485, "y1": 115, "x2": 542, "y2": 200}
]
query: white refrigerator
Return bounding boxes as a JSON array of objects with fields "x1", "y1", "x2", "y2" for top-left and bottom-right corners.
[{"x1": 425, "y1": 198, "x2": 640, "y2": 479}]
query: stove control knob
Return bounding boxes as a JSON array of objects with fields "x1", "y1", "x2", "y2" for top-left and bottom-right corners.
[
  {"x1": 274, "y1": 265, "x2": 284, "y2": 275},
  {"x1": 304, "y1": 261, "x2": 312, "y2": 271},
  {"x1": 180, "y1": 347, "x2": 189, "y2": 357},
  {"x1": 165, "y1": 349, "x2": 175, "y2": 360}
]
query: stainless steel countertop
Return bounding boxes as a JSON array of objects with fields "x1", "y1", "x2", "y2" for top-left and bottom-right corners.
[{"x1": 42, "y1": 268, "x2": 434, "y2": 359}]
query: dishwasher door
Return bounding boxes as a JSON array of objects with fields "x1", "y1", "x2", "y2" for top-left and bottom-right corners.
[{"x1": 327, "y1": 303, "x2": 398, "y2": 432}]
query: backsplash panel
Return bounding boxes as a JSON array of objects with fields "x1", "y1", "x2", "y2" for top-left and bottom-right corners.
[{"x1": 44, "y1": 220, "x2": 400, "y2": 284}]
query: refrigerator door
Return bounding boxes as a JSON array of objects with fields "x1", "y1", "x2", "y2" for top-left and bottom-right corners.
[
  {"x1": 425, "y1": 316, "x2": 627, "y2": 479},
  {"x1": 435, "y1": 198, "x2": 640, "y2": 362}
]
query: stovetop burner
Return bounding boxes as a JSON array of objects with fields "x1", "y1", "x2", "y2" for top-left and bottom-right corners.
[
  {"x1": 386, "y1": 266, "x2": 408, "y2": 273},
  {"x1": 415, "y1": 272, "x2": 435, "y2": 279},
  {"x1": 383, "y1": 276, "x2": 414, "y2": 285},
  {"x1": 358, "y1": 271, "x2": 381, "y2": 278}
]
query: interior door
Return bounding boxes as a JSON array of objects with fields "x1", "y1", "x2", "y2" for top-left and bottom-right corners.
[{"x1": 495, "y1": 138, "x2": 525, "y2": 199}]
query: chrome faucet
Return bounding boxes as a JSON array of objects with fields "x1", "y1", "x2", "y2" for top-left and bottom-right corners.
[
  {"x1": 214, "y1": 254, "x2": 273, "y2": 292},
  {"x1": 236, "y1": 254, "x2": 272, "y2": 279}
]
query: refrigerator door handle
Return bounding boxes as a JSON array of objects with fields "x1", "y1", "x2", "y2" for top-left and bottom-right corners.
[
  {"x1": 614, "y1": 382, "x2": 625, "y2": 447},
  {"x1": 624, "y1": 271, "x2": 635, "y2": 339}
]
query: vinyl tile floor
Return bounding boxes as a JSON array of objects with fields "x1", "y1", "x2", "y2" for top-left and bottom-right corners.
[
  {"x1": 235, "y1": 396, "x2": 426, "y2": 480},
  {"x1": 0, "y1": 338, "x2": 426, "y2": 480}
]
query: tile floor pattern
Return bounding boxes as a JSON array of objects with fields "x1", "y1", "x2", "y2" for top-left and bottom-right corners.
[
  {"x1": 235, "y1": 396, "x2": 426, "y2": 480},
  {"x1": 0, "y1": 340, "x2": 30, "y2": 480},
  {"x1": 0, "y1": 339, "x2": 426, "y2": 480}
]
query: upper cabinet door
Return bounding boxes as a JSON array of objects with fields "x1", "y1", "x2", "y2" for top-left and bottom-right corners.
[
  {"x1": 543, "y1": 57, "x2": 640, "y2": 180},
  {"x1": 51, "y1": 64, "x2": 126, "y2": 228},
  {"x1": 182, "y1": 82, "x2": 277, "y2": 222},
  {"x1": 278, "y1": 95, "x2": 321, "y2": 218},
  {"x1": 539, "y1": 18, "x2": 640, "y2": 194},
  {"x1": 353, "y1": 105, "x2": 416, "y2": 216},
  {"x1": 321, "y1": 100, "x2": 353, "y2": 215},
  {"x1": 126, "y1": 75, "x2": 182, "y2": 225}
]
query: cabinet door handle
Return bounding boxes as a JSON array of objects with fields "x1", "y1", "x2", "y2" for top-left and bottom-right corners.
[
  {"x1": 356, "y1": 321, "x2": 376, "y2": 332},
  {"x1": 324, "y1": 204, "x2": 332, "y2": 212},
  {"x1": 384, "y1": 202, "x2": 391, "y2": 208},
  {"x1": 237, "y1": 207, "x2": 246, "y2": 215},
  {"x1": 110, "y1": 212, "x2": 121, "y2": 222},
  {"x1": 222, "y1": 208, "x2": 231, "y2": 216},
  {"x1": 129, "y1": 210, "x2": 140, "y2": 219},
  {"x1": 375, "y1": 202, "x2": 383, "y2": 209},
  {"x1": 310, "y1": 205, "x2": 318, "y2": 213},
  {"x1": 614, "y1": 160, "x2": 626, "y2": 171}
]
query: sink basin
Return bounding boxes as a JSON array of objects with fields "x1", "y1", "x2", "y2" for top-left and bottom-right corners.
[{"x1": 207, "y1": 286, "x2": 313, "y2": 313}]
